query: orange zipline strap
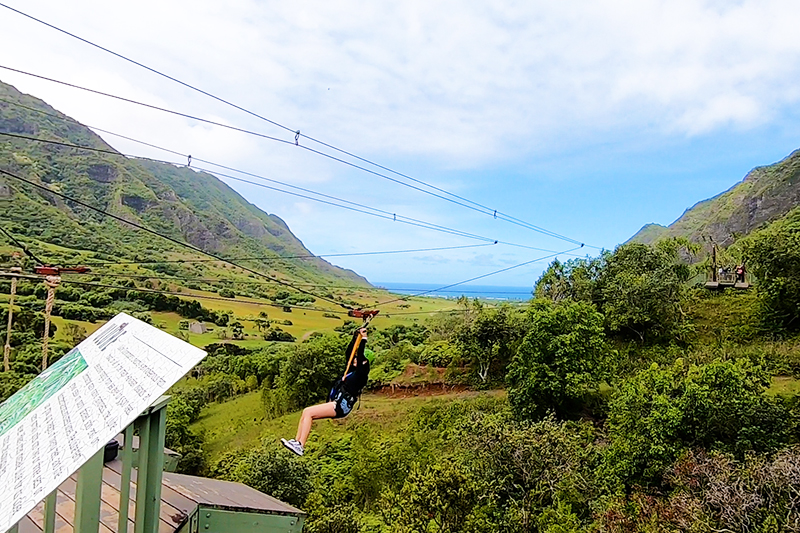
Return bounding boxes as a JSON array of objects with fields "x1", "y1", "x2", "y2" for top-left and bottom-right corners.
[
  {"x1": 341, "y1": 310, "x2": 379, "y2": 379},
  {"x1": 342, "y1": 334, "x2": 364, "y2": 381}
]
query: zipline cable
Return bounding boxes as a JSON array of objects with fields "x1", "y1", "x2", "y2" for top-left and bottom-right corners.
[
  {"x1": 0, "y1": 225, "x2": 48, "y2": 265},
  {"x1": 0, "y1": 168, "x2": 362, "y2": 310},
  {"x1": 0, "y1": 9, "x2": 594, "y2": 247},
  {"x1": 0, "y1": 63, "x2": 595, "y2": 248},
  {"x1": 377, "y1": 245, "x2": 582, "y2": 307},
  {"x1": 0, "y1": 130, "x2": 495, "y2": 243},
  {"x1": 74, "y1": 243, "x2": 499, "y2": 267},
  {"x1": 69, "y1": 270, "x2": 535, "y2": 296},
  {"x1": 0, "y1": 130, "x2": 590, "y2": 254}
]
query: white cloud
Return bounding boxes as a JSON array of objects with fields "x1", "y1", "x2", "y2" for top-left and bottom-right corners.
[
  {"x1": 6, "y1": 0, "x2": 800, "y2": 162},
  {"x1": 2, "y1": 0, "x2": 800, "y2": 282}
]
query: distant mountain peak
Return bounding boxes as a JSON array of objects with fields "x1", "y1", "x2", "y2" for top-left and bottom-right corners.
[
  {"x1": 0, "y1": 79, "x2": 369, "y2": 287},
  {"x1": 628, "y1": 148, "x2": 800, "y2": 248}
]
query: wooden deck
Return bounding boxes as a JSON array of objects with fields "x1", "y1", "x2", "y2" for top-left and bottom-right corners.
[{"x1": 20, "y1": 457, "x2": 303, "y2": 532}]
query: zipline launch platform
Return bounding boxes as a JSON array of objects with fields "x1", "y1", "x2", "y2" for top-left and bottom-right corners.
[
  {"x1": 17, "y1": 451, "x2": 304, "y2": 532},
  {"x1": 0, "y1": 313, "x2": 305, "y2": 533}
]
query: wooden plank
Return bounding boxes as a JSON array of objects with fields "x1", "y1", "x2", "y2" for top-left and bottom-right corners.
[
  {"x1": 17, "y1": 516, "x2": 41, "y2": 533},
  {"x1": 104, "y1": 462, "x2": 196, "y2": 519},
  {"x1": 24, "y1": 501, "x2": 45, "y2": 531},
  {"x1": 163, "y1": 473, "x2": 303, "y2": 514}
]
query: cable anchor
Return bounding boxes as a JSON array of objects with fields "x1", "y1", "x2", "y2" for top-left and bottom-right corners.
[{"x1": 348, "y1": 308, "x2": 380, "y2": 327}]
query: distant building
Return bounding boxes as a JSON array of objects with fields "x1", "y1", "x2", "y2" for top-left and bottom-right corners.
[{"x1": 188, "y1": 321, "x2": 207, "y2": 334}]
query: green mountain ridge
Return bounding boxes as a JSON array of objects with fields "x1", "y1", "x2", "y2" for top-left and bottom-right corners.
[
  {"x1": 629, "y1": 148, "x2": 800, "y2": 248},
  {"x1": 0, "y1": 79, "x2": 369, "y2": 287}
]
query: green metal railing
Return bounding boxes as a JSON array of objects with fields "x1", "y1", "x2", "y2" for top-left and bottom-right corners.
[{"x1": 5, "y1": 395, "x2": 170, "y2": 533}]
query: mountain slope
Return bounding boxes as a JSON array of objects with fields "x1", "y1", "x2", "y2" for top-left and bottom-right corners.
[
  {"x1": 0, "y1": 80, "x2": 368, "y2": 286},
  {"x1": 629, "y1": 149, "x2": 800, "y2": 248}
]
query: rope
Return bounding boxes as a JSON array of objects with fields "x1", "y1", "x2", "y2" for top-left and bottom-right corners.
[
  {"x1": 41, "y1": 275, "x2": 60, "y2": 370},
  {"x1": 4, "y1": 267, "x2": 21, "y2": 372}
]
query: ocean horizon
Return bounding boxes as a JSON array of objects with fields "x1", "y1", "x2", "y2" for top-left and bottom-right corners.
[{"x1": 375, "y1": 282, "x2": 534, "y2": 301}]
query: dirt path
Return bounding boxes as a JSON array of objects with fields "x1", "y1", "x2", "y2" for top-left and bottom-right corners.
[
  {"x1": 370, "y1": 383, "x2": 473, "y2": 398},
  {"x1": 300, "y1": 330, "x2": 317, "y2": 342}
]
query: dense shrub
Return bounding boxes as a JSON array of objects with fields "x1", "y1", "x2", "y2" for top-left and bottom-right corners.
[
  {"x1": 271, "y1": 334, "x2": 346, "y2": 412},
  {"x1": 507, "y1": 300, "x2": 607, "y2": 419},
  {"x1": 211, "y1": 443, "x2": 313, "y2": 507},
  {"x1": 262, "y1": 326, "x2": 296, "y2": 342},
  {"x1": 419, "y1": 340, "x2": 458, "y2": 367},
  {"x1": 603, "y1": 359, "x2": 794, "y2": 487},
  {"x1": 742, "y1": 207, "x2": 800, "y2": 332}
]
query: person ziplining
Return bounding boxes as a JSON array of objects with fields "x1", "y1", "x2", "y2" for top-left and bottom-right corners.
[{"x1": 282, "y1": 310, "x2": 378, "y2": 457}]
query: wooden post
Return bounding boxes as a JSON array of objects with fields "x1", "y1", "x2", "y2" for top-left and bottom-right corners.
[
  {"x1": 41, "y1": 275, "x2": 60, "y2": 371},
  {"x1": 711, "y1": 244, "x2": 717, "y2": 282},
  {"x1": 43, "y1": 490, "x2": 57, "y2": 533},
  {"x1": 117, "y1": 424, "x2": 134, "y2": 533},
  {"x1": 74, "y1": 448, "x2": 104, "y2": 533},
  {"x1": 4, "y1": 267, "x2": 21, "y2": 372}
]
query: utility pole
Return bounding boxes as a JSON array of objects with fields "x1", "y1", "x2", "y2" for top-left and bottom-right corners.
[
  {"x1": 3, "y1": 266, "x2": 21, "y2": 372},
  {"x1": 711, "y1": 243, "x2": 718, "y2": 283}
]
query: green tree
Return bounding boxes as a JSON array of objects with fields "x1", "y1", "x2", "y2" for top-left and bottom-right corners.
[
  {"x1": 535, "y1": 256, "x2": 605, "y2": 304},
  {"x1": 507, "y1": 300, "x2": 607, "y2": 419},
  {"x1": 386, "y1": 462, "x2": 484, "y2": 533},
  {"x1": 63, "y1": 323, "x2": 87, "y2": 345},
  {"x1": 230, "y1": 321, "x2": 244, "y2": 340},
  {"x1": 598, "y1": 243, "x2": 686, "y2": 343},
  {"x1": 454, "y1": 411, "x2": 598, "y2": 531},
  {"x1": 211, "y1": 443, "x2": 313, "y2": 507},
  {"x1": 455, "y1": 300, "x2": 527, "y2": 383},
  {"x1": 164, "y1": 396, "x2": 206, "y2": 474},
  {"x1": 253, "y1": 317, "x2": 270, "y2": 333},
  {"x1": 273, "y1": 333, "x2": 346, "y2": 411},
  {"x1": 742, "y1": 207, "x2": 800, "y2": 332},
  {"x1": 603, "y1": 359, "x2": 793, "y2": 487}
]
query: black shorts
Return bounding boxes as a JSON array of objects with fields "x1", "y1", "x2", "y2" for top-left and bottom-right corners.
[{"x1": 330, "y1": 388, "x2": 356, "y2": 419}]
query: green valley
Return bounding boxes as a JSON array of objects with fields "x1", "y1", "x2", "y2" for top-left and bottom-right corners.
[{"x1": 4, "y1": 79, "x2": 800, "y2": 532}]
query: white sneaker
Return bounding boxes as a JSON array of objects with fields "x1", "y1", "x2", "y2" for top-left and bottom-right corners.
[{"x1": 281, "y1": 438, "x2": 304, "y2": 456}]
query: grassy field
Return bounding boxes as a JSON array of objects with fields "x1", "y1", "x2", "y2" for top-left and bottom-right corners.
[
  {"x1": 0, "y1": 271, "x2": 464, "y2": 349},
  {"x1": 190, "y1": 375, "x2": 800, "y2": 463},
  {"x1": 769, "y1": 376, "x2": 800, "y2": 396},
  {"x1": 147, "y1": 288, "x2": 458, "y2": 349},
  {"x1": 191, "y1": 389, "x2": 506, "y2": 461}
]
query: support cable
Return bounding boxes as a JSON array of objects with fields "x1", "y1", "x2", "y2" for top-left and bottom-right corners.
[
  {"x1": 377, "y1": 245, "x2": 582, "y2": 307},
  {"x1": 0, "y1": 63, "x2": 596, "y2": 248},
  {"x1": 0, "y1": 130, "x2": 494, "y2": 243},
  {"x1": 0, "y1": 130, "x2": 589, "y2": 254},
  {"x1": 0, "y1": 224, "x2": 48, "y2": 265},
  {"x1": 0, "y1": 168, "x2": 359, "y2": 310},
  {"x1": 74, "y1": 243, "x2": 498, "y2": 267}
]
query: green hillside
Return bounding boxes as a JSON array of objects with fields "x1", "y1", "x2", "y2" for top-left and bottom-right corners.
[
  {"x1": 0, "y1": 79, "x2": 368, "y2": 287},
  {"x1": 629, "y1": 148, "x2": 800, "y2": 248}
]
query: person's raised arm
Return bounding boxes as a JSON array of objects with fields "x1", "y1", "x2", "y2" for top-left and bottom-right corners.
[{"x1": 345, "y1": 330, "x2": 360, "y2": 362}]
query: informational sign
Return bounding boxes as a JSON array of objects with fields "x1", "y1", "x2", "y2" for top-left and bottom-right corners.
[{"x1": 0, "y1": 313, "x2": 206, "y2": 531}]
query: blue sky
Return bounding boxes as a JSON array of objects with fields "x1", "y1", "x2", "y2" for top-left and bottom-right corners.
[{"x1": 2, "y1": 0, "x2": 800, "y2": 286}]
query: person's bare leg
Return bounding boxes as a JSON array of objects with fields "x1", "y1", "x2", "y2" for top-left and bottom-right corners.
[{"x1": 296, "y1": 402, "x2": 337, "y2": 446}]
